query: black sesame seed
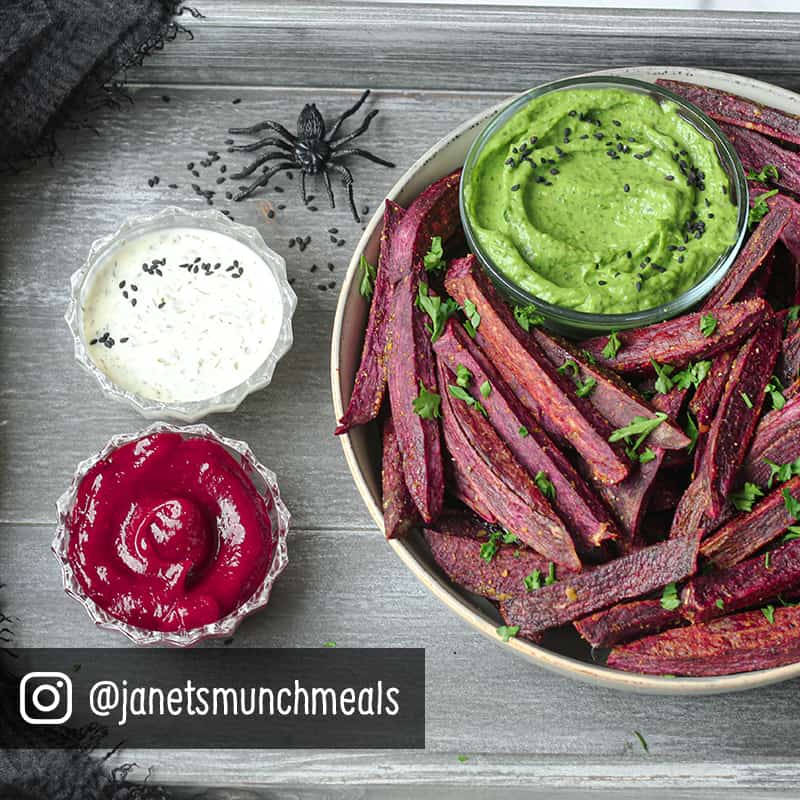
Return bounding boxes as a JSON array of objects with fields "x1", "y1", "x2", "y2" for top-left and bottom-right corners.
[
  {"x1": 131, "y1": 299, "x2": 137, "y2": 307},
  {"x1": 288, "y1": 239, "x2": 296, "y2": 248},
  {"x1": 310, "y1": 264, "x2": 318, "y2": 272},
  {"x1": 328, "y1": 281, "x2": 335, "y2": 289},
  {"x1": 623, "y1": 184, "x2": 630, "y2": 193},
  {"x1": 309, "y1": 206, "x2": 318, "y2": 212},
  {"x1": 267, "y1": 209, "x2": 275, "y2": 219},
  {"x1": 328, "y1": 262, "x2": 335, "y2": 271},
  {"x1": 225, "y1": 191, "x2": 233, "y2": 200},
  {"x1": 89, "y1": 338, "x2": 98, "y2": 345},
  {"x1": 187, "y1": 162, "x2": 194, "y2": 170},
  {"x1": 192, "y1": 170, "x2": 200, "y2": 177},
  {"x1": 362, "y1": 206, "x2": 369, "y2": 215},
  {"x1": 123, "y1": 291, "x2": 129, "y2": 299},
  {"x1": 232, "y1": 98, "x2": 241, "y2": 104},
  {"x1": 665, "y1": 175, "x2": 675, "y2": 181},
  {"x1": 626, "y1": 251, "x2": 632, "y2": 259},
  {"x1": 168, "y1": 183, "x2": 178, "y2": 189},
  {"x1": 120, "y1": 337, "x2": 129, "y2": 343},
  {"x1": 550, "y1": 168, "x2": 559, "y2": 176},
  {"x1": 598, "y1": 280, "x2": 607, "y2": 286},
  {"x1": 318, "y1": 283, "x2": 328, "y2": 291},
  {"x1": 510, "y1": 184, "x2": 520, "y2": 192},
  {"x1": 278, "y1": 204, "x2": 286, "y2": 210},
  {"x1": 119, "y1": 280, "x2": 126, "y2": 289},
  {"x1": 216, "y1": 177, "x2": 225, "y2": 184},
  {"x1": 274, "y1": 186, "x2": 284, "y2": 193},
  {"x1": 612, "y1": 119, "x2": 621, "y2": 127}
]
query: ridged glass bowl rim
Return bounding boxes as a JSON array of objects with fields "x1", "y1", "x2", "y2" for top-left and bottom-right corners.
[
  {"x1": 459, "y1": 75, "x2": 749, "y2": 333},
  {"x1": 51, "y1": 421, "x2": 291, "y2": 647},
  {"x1": 65, "y1": 206, "x2": 297, "y2": 423}
]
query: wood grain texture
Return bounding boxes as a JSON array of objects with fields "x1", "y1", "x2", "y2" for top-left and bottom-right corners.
[
  {"x1": 123, "y1": 1, "x2": 800, "y2": 92},
  {"x1": 3, "y1": 1, "x2": 800, "y2": 793}
]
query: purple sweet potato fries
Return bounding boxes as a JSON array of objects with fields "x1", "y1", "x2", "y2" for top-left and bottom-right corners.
[{"x1": 338, "y1": 81, "x2": 800, "y2": 677}]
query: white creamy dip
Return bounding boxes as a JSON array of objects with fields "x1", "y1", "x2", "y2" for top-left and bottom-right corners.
[{"x1": 82, "y1": 227, "x2": 284, "y2": 403}]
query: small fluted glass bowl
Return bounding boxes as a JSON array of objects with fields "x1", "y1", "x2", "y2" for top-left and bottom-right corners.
[
  {"x1": 460, "y1": 75, "x2": 749, "y2": 338},
  {"x1": 52, "y1": 421, "x2": 290, "y2": 647},
  {"x1": 66, "y1": 207, "x2": 296, "y2": 422}
]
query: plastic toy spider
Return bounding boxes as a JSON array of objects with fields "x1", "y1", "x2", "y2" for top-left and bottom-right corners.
[{"x1": 227, "y1": 89, "x2": 394, "y2": 221}]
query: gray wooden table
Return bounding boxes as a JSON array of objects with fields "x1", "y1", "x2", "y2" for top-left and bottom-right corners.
[{"x1": 3, "y1": 2, "x2": 800, "y2": 797}]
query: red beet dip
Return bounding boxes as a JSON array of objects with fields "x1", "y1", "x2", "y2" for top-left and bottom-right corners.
[{"x1": 67, "y1": 432, "x2": 275, "y2": 632}]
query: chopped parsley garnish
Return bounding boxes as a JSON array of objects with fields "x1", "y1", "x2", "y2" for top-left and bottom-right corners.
[
  {"x1": 480, "y1": 380, "x2": 492, "y2": 399},
  {"x1": 423, "y1": 236, "x2": 445, "y2": 272},
  {"x1": 358, "y1": 254, "x2": 376, "y2": 299},
  {"x1": 633, "y1": 731, "x2": 649, "y2": 753},
  {"x1": 783, "y1": 527, "x2": 800, "y2": 543},
  {"x1": 513, "y1": 305, "x2": 545, "y2": 331},
  {"x1": 609, "y1": 412, "x2": 668, "y2": 461},
  {"x1": 463, "y1": 299, "x2": 481, "y2": 337},
  {"x1": 765, "y1": 375, "x2": 786, "y2": 411},
  {"x1": 581, "y1": 348, "x2": 597, "y2": 365},
  {"x1": 602, "y1": 330, "x2": 622, "y2": 359},
  {"x1": 496, "y1": 625, "x2": 520, "y2": 642},
  {"x1": 544, "y1": 562, "x2": 557, "y2": 585},
  {"x1": 518, "y1": 425, "x2": 529, "y2": 437},
  {"x1": 765, "y1": 551, "x2": 772, "y2": 569},
  {"x1": 783, "y1": 487, "x2": 800, "y2": 519},
  {"x1": 416, "y1": 282, "x2": 459, "y2": 342},
  {"x1": 684, "y1": 410, "x2": 699, "y2": 455},
  {"x1": 412, "y1": 381, "x2": 441, "y2": 419},
  {"x1": 650, "y1": 359, "x2": 676, "y2": 395},
  {"x1": 660, "y1": 582, "x2": 681, "y2": 611},
  {"x1": 715, "y1": 598, "x2": 725, "y2": 611},
  {"x1": 457, "y1": 755, "x2": 469, "y2": 763},
  {"x1": 559, "y1": 358, "x2": 596, "y2": 397},
  {"x1": 456, "y1": 363, "x2": 472, "y2": 388},
  {"x1": 534, "y1": 471, "x2": 556, "y2": 501},
  {"x1": 740, "y1": 391, "x2": 754, "y2": 409},
  {"x1": 762, "y1": 604, "x2": 776, "y2": 624},
  {"x1": 747, "y1": 164, "x2": 779, "y2": 183},
  {"x1": 765, "y1": 456, "x2": 800, "y2": 489},
  {"x1": 699, "y1": 313, "x2": 718, "y2": 337},
  {"x1": 730, "y1": 481, "x2": 764, "y2": 512},
  {"x1": 523, "y1": 569, "x2": 543, "y2": 592},
  {"x1": 639, "y1": 448, "x2": 657, "y2": 464},
  {"x1": 323, "y1": 641, "x2": 337, "y2": 648},
  {"x1": 448, "y1": 384, "x2": 487, "y2": 417},
  {"x1": 673, "y1": 360, "x2": 712, "y2": 391},
  {"x1": 749, "y1": 189, "x2": 778, "y2": 228},
  {"x1": 479, "y1": 529, "x2": 518, "y2": 563}
]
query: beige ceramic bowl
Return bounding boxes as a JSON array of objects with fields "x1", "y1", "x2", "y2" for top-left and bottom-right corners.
[{"x1": 331, "y1": 67, "x2": 800, "y2": 694}]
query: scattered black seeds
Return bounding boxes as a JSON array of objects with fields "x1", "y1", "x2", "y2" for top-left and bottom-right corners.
[
  {"x1": 580, "y1": 134, "x2": 589, "y2": 140},
  {"x1": 635, "y1": 281, "x2": 642, "y2": 292},
  {"x1": 362, "y1": 206, "x2": 369, "y2": 215},
  {"x1": 665, "y1": 175, "x2": 675, "y2": 181},
  {"x1": 120, "y1": 337, "x2": 129, "y2": 343},
  {"x1": 187, "y1": 162, "x2": 194, "y2": 170},
  {"x1": 224, "y1": 138, "x2": 234, "y2": 145},
  {"x1": 568, "y1": 110, "x2": 577, "y2": 117},
  {"x1": 288, "y1": 239, "x2": 296, "y2": 248},
  {"x1": 278, "y1": 204, "x2": 286, "y2": 210},
  {"x1": 158, "y1": 300, "x2": 166, "y2": 308},
  {"x1": 510, "y1": 184, "x2": 520, "y2": 192},
  {"x1": 286, "y1": 172, "x2": 294, "y2": 180},
  {"x1": 678, "y1": 256, "x2": 685, "y2": 263},
  {"x1": 232, "y1": 98, "x2": 241, "y2": 104},
  {"x1": 598, "y1": 280, "x2": 607, "y2": 286},
  {"x1": 123, "y1": 291, "x2": 129, "y2": 299},
  {"x1": 225, "y1": 191, "x2": 233, "y2": 200},
  {"x1": 274, "y1": 185, "x2": 284, "y2": 193},
  {"x1": 612, "y1": 119, "x2": 621, "y2": 127},
  {"x1": 131, "y1": 299, "x2": 137, "y2": 307},
  {"x1": 288, "y1": 277, "x2": 296, "y2": 285},
  {"x1": 192, "y1": 170, "x2": 200, "y2": 177},
  {"x1": 119, "y1": 280, "x2": 126, "y2": 289},
  {"x1": 220, "y1": 165, "x2": 227, "y2": 174},
  {"x1": 623, "y1": 184, "x2": 630, "y2": 193},
  {"x1": 162, "y1": 95, "x2": 170, "y2": 103},
  {"x1": 267, "y1": 209, "x2": 275, "y2": 219},
  {"x1": 310, "y1": 264, "x2": 318, "y2": 272},
  {"x1": 626, "y1": 251, "x2": 632, "y2": 258},
  {"x1": 549, "y1": 168, "x2": 559, "y2": 176},
  {"x1": 328, "y1": 227, "x2": 339, "y2": 234},
  {"x1": 337, "y1": 238, "x2": 345, "y2": 246},
  {"x1": 328, "y1": 281, "x2": 335, "y2": 289},
  {"x1": 309, "y1": 206, "x2": 318, "y2": 212},
  {"x1": 594, "y1": 132, "x2": 604, "y2": 140},
  {"x1": 328, "y1": 262, "x2": 335, "y2": 271},
  {"x1": 168, "y1": 183, "x2": 178, "y2": 189},
  {"x1": 89, "y1": 338, "x2": 98, "y2": 345},
  {"x1": 216, "y1": 177, "x2": 225, "y2": 184},
  {"x1": 318, "y1": 283, "x2": 328, "y2": 291},
  {"x1": 651, "y1": 264, "x2": 667, "y2": 273},
  {"x1": 147, "y1": 179, "x2": 154, "y2": 188}
]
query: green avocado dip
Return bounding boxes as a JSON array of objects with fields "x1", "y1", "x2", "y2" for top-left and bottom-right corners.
[{"x1": 464, "y1": 87, "x2": 740, "y2": 314}]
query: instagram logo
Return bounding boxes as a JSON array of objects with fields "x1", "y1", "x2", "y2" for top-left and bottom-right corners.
[{"x1": 19, "y1": 672, "x2": 73, "y2": 725}]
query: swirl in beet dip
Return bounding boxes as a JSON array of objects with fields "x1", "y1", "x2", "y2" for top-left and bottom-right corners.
[{"x1": 67, "y1": 432, "x2": 277, "y2": 632}]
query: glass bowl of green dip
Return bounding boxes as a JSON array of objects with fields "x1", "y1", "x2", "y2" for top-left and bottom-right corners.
[{"x1": 460, "y1": 75, "x2": 748, "y2": 337}]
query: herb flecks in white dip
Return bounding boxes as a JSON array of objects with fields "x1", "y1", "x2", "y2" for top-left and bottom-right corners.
[{"x1": 82, "y1": 227, "x2": 284, "y2": 403}]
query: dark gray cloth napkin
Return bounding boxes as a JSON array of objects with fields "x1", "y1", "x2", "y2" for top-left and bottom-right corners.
[{"x1": 0, "y1": 0, "x2": 195, "y2": 162}]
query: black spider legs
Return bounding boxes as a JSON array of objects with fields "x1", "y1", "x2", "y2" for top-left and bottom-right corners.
[
  {"x1": 330, "y1": 148, "x2": 395, "y2": 168},
  {"x1": 328, "y1": 163, "x2": 358, "y2": 221},
  {"x1": 230, "y1": 151, "x2": 289, "y2": 179},
  {"x1": 228, "y1": 120, "x2": 297, "y2": 143},
  {"x1": 324, "y1": 89, "x2": 370, "y2": 143},
  {"x1": 329, "y1": 110, "x2": 380, "y2": 150},
  {"x1": 234, "y1": 162, "x2": 295, "y2": 201},
  {"x1": 323, "y1": 171, "x2": 335, "y2": 209},
  {"x1": 227, "y1": 136, "x2": 293, "y2": 154}
]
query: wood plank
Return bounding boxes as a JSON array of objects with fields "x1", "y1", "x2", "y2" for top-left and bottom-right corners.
[
  {"x1": 0, "y1": 87, "x2": 489, "y2": 528},
  {"x1": 121, "y1": 2, "x2": 800, "y2": 92},
  {"x1": 5, "y1": 520, "x2": 800, "y2": 785}
]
